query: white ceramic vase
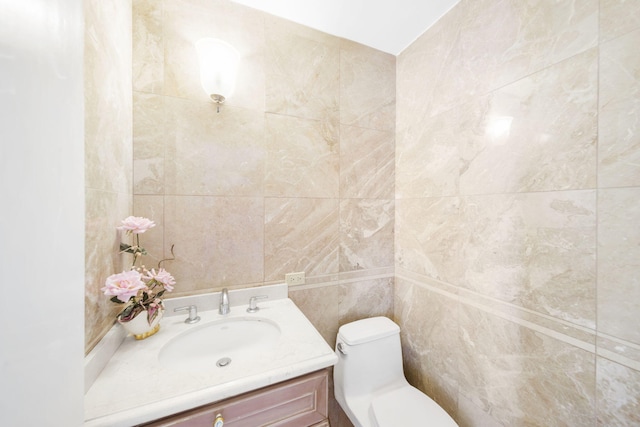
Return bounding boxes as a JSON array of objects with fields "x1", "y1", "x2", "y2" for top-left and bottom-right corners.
[{"x1": 118, "y1": 306, "x2": 164, "y2": 340}]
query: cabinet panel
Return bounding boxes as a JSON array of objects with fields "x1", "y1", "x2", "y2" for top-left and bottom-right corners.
[{"x1": 140, "y1": 369, "x2": 329, "y2": 427}]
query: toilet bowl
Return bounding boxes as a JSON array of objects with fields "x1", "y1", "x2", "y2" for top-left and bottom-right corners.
[{"x1": 333, "y1": 317, "x2": 458, "y2": 427}]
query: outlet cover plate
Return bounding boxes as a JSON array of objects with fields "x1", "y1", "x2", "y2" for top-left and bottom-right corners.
[{"x1": 285, "y1": 272, "x2": 305, "y2": 286}]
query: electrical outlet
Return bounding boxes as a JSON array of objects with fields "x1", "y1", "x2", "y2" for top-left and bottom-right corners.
[{"x1": 285, "y1": 271, "x2": 305, "y2": 286}]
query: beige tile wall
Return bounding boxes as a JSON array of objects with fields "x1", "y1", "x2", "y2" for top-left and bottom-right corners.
[
  {"x1": 396, "y1": 0, "x2": 640, "y2": 425},
  {"x1": 84, "y1": 0, "x2": 133, "y2": 352},
  {"x1": 85, "y1": 0, "x2": 396, "y2": 357},
  {"x1": 84, "y1": 0, "x2": 639, "y2": 425},
  {"x1": 130, "y1": 7, "x2": 395, "y2": 425},
  {"x1": 130, "y1": 0, "x2": 395, "y2": 294}
]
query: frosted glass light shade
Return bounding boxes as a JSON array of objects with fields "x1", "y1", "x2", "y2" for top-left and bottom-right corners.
[{"x1": 195, "y1": 38, "x2": 240, "y2": 103}]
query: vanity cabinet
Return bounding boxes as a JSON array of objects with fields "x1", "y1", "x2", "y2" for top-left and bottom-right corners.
[{"x1": 138, "y1": 369, "x2": 329, "y2": 427}]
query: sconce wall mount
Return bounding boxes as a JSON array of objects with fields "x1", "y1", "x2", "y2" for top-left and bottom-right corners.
[{"x1": 196, "y1": 38, "x2": 240, "y2": 112}]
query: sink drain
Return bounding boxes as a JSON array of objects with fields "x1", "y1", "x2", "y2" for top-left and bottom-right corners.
[{"x1": 216, "y1": 357, "x2": 232, "y2": 367}]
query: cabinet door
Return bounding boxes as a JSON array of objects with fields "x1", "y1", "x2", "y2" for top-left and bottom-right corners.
[{"x1": 140, "y1": 369, "x2": 329, "y2": 427}]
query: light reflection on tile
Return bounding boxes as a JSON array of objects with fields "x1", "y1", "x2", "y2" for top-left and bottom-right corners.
[{"x1": 459, "y1": 49, "x2": 598, "y2": 195}]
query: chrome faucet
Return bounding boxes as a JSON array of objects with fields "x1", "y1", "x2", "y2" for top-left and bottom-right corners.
[
  {"x1": 174, "y1": 305, "x2": 200, "y2": 324},
  {"x1": 219, "y1": 288, "x2": 230, "y2": 315}
]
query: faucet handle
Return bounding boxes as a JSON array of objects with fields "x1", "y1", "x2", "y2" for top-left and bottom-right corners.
[
  {"x1": 174, "y1": 305, "x2": 201, "y2": 324},
  {"x1": 246, "y1": 295, "x2": 268, "y2": 313}
]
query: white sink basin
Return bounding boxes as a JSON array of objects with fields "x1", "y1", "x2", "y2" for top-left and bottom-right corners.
[{"x1": 159, "y1": 317, "x2": 281, "y2": 371}]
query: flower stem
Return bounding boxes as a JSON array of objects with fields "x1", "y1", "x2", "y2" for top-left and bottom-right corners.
[{"x1": 132, "y1": 234, "x2": 141, "y2": 267}]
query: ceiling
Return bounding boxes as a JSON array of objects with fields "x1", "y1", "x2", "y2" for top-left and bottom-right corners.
[{"x1": 230, "y1": 0, "x2": 460, "y2": 55}]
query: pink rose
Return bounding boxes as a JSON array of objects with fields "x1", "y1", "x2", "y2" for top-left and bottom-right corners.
[
  {"x1": 102, "y1": 270, "x2": 147, "y2": 302},
  {"x1": 117, "y1": 216, "x2": 156, "y2": 234},
  {"x1": 144, "y1": 268, "x2": 176, "y2": 292}
]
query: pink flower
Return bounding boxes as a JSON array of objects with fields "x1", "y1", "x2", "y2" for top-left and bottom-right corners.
[
  {"x1": 117, "y1": 216, "x2": 156, "y2": 234},
  {"x1": 102, "y1": 270, "x2": 147, "y2": 302},
  {"x1": 144, "y1": 268, "x2": 175, "y2": 292}
]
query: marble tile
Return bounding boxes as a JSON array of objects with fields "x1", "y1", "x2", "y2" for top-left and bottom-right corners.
[
  {"x1": 458, "y1": 303, "x2": 596, "y2": 427},
  {"x1": 85, "y1": 189, "x2": 131, "y2": 352},
  {"x1": 396, "y1": 3, "x2": 466, "y2": 128},
  {"x1": 598, "y1": 28, "x2": 640, "y2": 188},
  {"x1": 264, "y1": 197, "x2": 339, "y2": 281},
  {"x1": 132, "y1": 0, "x2": 163, "y2": 94},
  {"x1": 164, "y1": 195, "x2": 264, "y2": 293},
  {"x1": 339, "y1": 199, "x2": 394, "y2": 272},
  {"x1": 84, "y1": 0, "x2": 132, "y2": 352},
  {"x1": 456, "y1": 394, "x2": 503, "y2": 427},
  {"x1": 340, "y1": 125, "x2": 394, "y2": 199},
  {"x1": 395, "y1": 102, "x2": 469, "y2": 198},
  {"x1": 338, "y1": 267, "x2": 393, "y2": 284},
  {"x1": 459, "y1": 48, "x2": 598, "y2": 195},
  {"x1": 397, "y1": 191, "x2": 596, "y2": 327},
  {"x1": 397, "y1": 49, "x2": 598, "y2": 198},
  {"x1": 462, "y1": 191, "x2": 596, "y2": 328},
  {"x1": 265, "y1": 113, "x2": 339, "y2": 198},
  {"x1": 162, "y1": 0, "x2": 265, "y2": 110},
  {"x1": 340, "y1": 41, "x2": 395, "y2": 131},
  {"x1": 163, "y1": 97, "x2": 265, "y2": 196},
  {"x1": 596, "y1": 357, "x2": 640, "y2": 426},
  {"x1": 459, "y1": 0, "x2": 598, "y2": 98},
  {"x1": 597, "y1": 188, "x2": 640, "y2": 345},
  {"x1": 132, "y1": 195, "x2": 165, "y2": 271},
  {"x1": 338, "y1": 278, "x2": 394, "y2": 327},
  {"x1": 84, "y1": 0, "x2": 133, "y2": 193},
  {"x1": 394, "y1": 278, "x2": 459, "y2": 413},
  {"x1": 395, "y1": 197, "x2": 462, "y2": 280},
  {"x1": 289, "y1": 285, "x2": 341, "y2": 348},
  {"x1": 600, "y1": 0, "x2": 640, "y2": 42},
  {"x1": 265, "y1": 16, "x2": 339, "y2": 122},
  {"x1": 133, "y1": 92, "x2": 164, "y2": 194},
  {"x1": 597, "y1": 334, "x2": 640, "y2": 372}
]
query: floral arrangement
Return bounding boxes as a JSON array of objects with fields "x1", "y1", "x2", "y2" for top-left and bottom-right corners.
[{"x1": 101, "y1": 216, "x2": 175, "y2": 326}]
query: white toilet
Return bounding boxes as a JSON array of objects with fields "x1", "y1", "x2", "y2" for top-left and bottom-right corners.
[{"x1": 333, "y1": 316, "x2": 458, "y2": 427}]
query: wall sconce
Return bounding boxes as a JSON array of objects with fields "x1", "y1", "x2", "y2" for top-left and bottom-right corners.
[{"x1": 195, "y1": 38, "x2": 240, "y2": 112}]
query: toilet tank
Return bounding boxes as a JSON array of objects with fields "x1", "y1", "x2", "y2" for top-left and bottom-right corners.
[{"x1": 334, "y1": 317, "x2": 406, "y2": 400}]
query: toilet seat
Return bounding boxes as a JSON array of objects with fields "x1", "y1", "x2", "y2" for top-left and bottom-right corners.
[{"x1": 370, "y1": 385, "x2": 458, "y2": 427}]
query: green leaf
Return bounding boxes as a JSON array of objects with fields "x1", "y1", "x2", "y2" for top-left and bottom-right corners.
[
  {"x1": 110, "y1": 296, "x2": 125, "y2": 304},
  {"x1": 120, "y1": 304, "x2": 134, "y2": 319}
]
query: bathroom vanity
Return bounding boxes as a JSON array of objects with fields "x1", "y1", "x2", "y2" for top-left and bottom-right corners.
[
  {"x1": 138, "y1": 369, "x2": 330, "y2": 426},
  {"x1": 84, "y1": 284, "x2": 337, "y2": 426}
]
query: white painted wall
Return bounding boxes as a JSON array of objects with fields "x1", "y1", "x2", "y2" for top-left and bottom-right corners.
[{"x1": 0, "y1": 0, "x2": 85, "y2": 425}]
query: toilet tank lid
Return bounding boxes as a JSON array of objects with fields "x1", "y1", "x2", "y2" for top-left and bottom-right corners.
[{"x1": 338, "y1": 316, "x2": 400, "y2": 345}]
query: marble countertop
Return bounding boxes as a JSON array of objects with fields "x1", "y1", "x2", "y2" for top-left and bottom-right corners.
[{"x1": 84, "y1": 287, "x2": 338, "y2": 426}]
